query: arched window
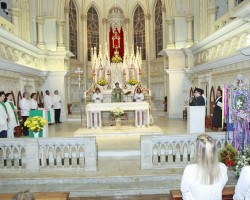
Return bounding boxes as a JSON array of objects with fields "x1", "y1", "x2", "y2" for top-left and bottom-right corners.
[
  {"x1": 133, "y1": 6, "x2": 146, "y2": 60},
  {"x1": 69, "y1": 0, "x2": 78, "y2": 59},
  {"x1": 87, "y1": 6, "x2": 99, "y2": 61},
  {"x1": 155, "y1": 0, "x2": 163, "y2": 57}
]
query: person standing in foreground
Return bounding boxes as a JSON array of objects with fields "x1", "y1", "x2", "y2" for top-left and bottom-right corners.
[
  {"x1": 233, "y1": 166, "x2": 250, "y2": 200},
  {"x1": 92, "y1": 87, "x2": 103, "y2": 103},
  {"x1": 133, "y1": 88, "x2": 144, "y2": 102},
  {"x1": 189, "y1": 88, "x2": 205, "y2": 106},
  {"x1": 53, "y1": 90, "x2": 62, "y2": 123},
  {"x1": 44, "y1": 90, "x2": 54, "y2": 125},
  {"x1": 5, "y1": 93, "x2": 19, "y2": 138},
  {"x1": 181, "y1": 134, "x2": 228, "y2": 200},
  {"x1": 0, "y1": 91, "x2": 8, "y2": 138},
  {"x1": 212, "y1": 90, "x2": 223, "y2": 131},
  {"x1": 20, "y1": 92, "x2": 30, "y2": 136},
  {"x1": 30, "y1": 93, "x2": 38, "y2": 110}
]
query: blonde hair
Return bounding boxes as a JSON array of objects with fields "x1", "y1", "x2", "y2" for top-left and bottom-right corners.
[
  {"x1": 196, "y1": 134, "x2": 221, "y2": 185},
  {"x1": 13, "y1": 190, "x2": 34, "y2": 200}
]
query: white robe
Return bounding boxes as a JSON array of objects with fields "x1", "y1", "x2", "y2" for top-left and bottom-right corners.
[
  {"x1": 92, "y1": 93, "x2": 103, "y2": 103},
  {"x1": 30, "y1": 99, "x2": 38, "y2": 109},
  {"x1": 134, "y1": 93, "x2": 144, "y2": 102},
  {"x1": 5, "y1": 101, "x2": 19, "y2": 138},
  {"x1": 20, "y1": 98, "x2": 30, "y2": 116},
  {"x1": 44, "y1": 95, "x2": 54, "y2": 123},
  {"x1": 53, "y1": 95, "x2": 62, "y2": 109},
  {"x1": 0, "y1": 102, "x2": 8, "y2": 132}
]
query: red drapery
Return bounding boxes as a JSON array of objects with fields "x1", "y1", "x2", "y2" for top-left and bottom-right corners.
[{"x1": 109, "y1": 27, "x2": 124, "y2": 62}]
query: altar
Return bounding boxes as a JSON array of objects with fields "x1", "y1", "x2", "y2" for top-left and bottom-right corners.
[{"x1": 86, "y1": 102, "x2": 149, "y2": 129}]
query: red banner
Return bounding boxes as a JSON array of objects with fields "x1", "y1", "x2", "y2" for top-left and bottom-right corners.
[{"x1": 109, "y1": 27, "x2": 124, "y2": 62}]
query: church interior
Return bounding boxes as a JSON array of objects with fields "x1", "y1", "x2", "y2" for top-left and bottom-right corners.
[{"x1": 0, "y1": 0, "x2": 250, "y2": 199}]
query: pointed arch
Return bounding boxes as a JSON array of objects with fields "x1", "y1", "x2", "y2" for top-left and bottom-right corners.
[
  {"x1": 133, "y1": 5, "x2": 146, "y2": 60},
  {"x1": 155, "y1": 0, "x2": 163, "y2": 58},
  {"x1": 69, "y1": 0, "x2": 78, "y2": 59},
  {"x1": 87, "y1": 5, "x2": 99, "y2": 61}
]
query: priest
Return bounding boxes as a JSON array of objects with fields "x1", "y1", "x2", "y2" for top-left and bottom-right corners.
[{"x1": 111, "y1": 82, "x2": 124, "y2": 102}]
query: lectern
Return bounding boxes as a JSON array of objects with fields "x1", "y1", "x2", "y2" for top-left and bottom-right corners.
[{"x1": 187, "y1": 106, "x2": 205, "y2": 134}]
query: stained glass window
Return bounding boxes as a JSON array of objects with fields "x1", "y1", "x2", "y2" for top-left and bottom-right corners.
[
  {"x1": 155, "y1": 0, "x2": 163, "y2": 57},
  {"x1": 69, "y1": 0, "x2": 78, "y2": 59},
  {"x1": 133, "y1": 6, "x2": 146, "y2": 60},
  {"x1": 87, "y1": 6, "x2": 99, "y2": 61}
]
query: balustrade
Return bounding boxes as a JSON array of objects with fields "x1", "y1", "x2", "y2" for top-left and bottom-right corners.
[
  {"x1": 141, "y1": 133, "x2": 230, "y2": 169},
  {"x1": 0, "y1": 137, "x2": 97, "y2": 172}
]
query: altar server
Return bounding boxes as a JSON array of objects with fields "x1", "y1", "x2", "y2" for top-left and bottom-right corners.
[
  {"x1": 53, "y1": 90, "x2": 62, "y2": 123},
  {"x1": 134, "y1": 88, "x2": 144, "y2": 102},
  {"x1": 30, "y1": 93, "x2": 38, "y2": 110},
  {"x1": 20, "y1": 92, "x2": 30, "y2": 136},
  {"x1": 5, "y1": 93, "x2": 19, "y2": 138},
  {"x1": 92, "y1": 88, "x2": 103, "y2": 103},
  {"x1": 0, "y1": 91, "x2": 8, "y2": 138},
  {"x1": 44, "y1": 90, "x2": 54, "y2": 124}
]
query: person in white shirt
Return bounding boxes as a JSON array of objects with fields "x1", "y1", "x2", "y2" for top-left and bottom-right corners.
[
  {"x1": 20, "y1": 92, "x2": 30, "y2": 136},
  {"x1": 181, "y1": 134, "x2": 228, "y2": 200},
  {"x1": 30, "y1": 93, "x2": 38, "y2": 110},
  {"x1": 92, "y1": 88, "x2": 103, "y2": 103},
  {"x1": 133, "y1": 88, "x2": 144, "y2": 102},
  {"x1": 44, "y1": 90, "x2": 54, "y2": 124},
  {"x1": 53, "y1": 90, "x2": 62, "y2": 123},
  {"x1": 0, "y1": 91, "x2": 8, "y2": 138},
  {"x1": 233, "y1": 166, "x2": 250, "y2": 200},
  {"x1": 5, "y1": 93, "x2": 19, "y2": 138}
]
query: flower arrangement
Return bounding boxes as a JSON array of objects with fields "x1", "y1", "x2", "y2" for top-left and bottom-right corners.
[
  {"x1": 97, "y1": 78, "x2": 108, "y2": 86},
  {"x1": 127, "y1": 78, "x2": 138, "y2": 86},
  {"x1": 234, "y1": 146, "x2": 250, "y2": 176},
  {"x1": 111, "y1": 54, "x2": 122, "y2": 63},
  {"x1": 111, "y1": 107, "x2": 124, "y2": 118},
  {"x1": 24, "y1": 116, "x2": 47, "y2": 133},
  {"x1": 219, "y1": 144, "x2": 237, "y2": 168}
]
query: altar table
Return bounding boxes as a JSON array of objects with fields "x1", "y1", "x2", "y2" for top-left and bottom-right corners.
[{"x1": 86, "y1": 102, "x2": 150, "y2": 128}]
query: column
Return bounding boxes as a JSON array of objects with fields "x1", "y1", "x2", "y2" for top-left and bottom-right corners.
[
  {"x1": 81, "y1": 14, "x2": 88, "y2": 89},
  {"x1": 228, "y1": 0, "x2": 236, "y2": 12},
  {"x1": 36, "y1": 17, "x2": 45, "y2": 49},
  {"x1": 102, "y1": 18, "x2": 108, "y2": 49},
  {"x1": 186, "y1": 15, "x2": 194, "y2": 47},
  {"x1": 57, "y1": 19, "x2": 66, "y2": 51},
  {"x1": 166, "y1": 18, "x2": 174, "y2": 49},
  {"x1": 162, "y1": 5, "x2": 166, "y2": 48},
  {"x1": 208, "y1": 7, "x2": 217, "y2": 34},
  {"x1": 124, "y1": 18, "x2": 130, "y2": 47},
  {"x1": 9, "y1": 8, "x2": 21, "y2": 35},
  {"x1": 145, "y1": 13, "x2": 151, "y2": 89}
]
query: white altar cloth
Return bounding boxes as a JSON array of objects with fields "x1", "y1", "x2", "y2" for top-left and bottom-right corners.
[{"x1": 86, "y1": 102, "x2": 150, "y2": 128}]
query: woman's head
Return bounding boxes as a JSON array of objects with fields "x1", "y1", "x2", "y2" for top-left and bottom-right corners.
[
  {"x1": 30, "y1": 93, "x2": 37, "y2": 100},
  {"x1": 196, "y1": 134, "x2": 220, "y2": 184},
  {"x1": 136, "y1": 88, "x2": 142, "y2": 93}
]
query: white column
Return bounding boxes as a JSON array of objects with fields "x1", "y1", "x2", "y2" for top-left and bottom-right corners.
[
  {"x1": 9, "y1": 8, "x2": 21, "y2": 36},
  {"x1": 208, "y1": 7, "x2": 217, "y2": 34},
  {"x1": 81, "y1": 14, "x2": 87, "y2": 89},
  {"x1": 124, "y1": 18, "x2": 130, "y2": 47},
  {"x1": 57, "y1": 19, "x2": 66, "y2": 51},
  {"x1": 186, "y1": 15, "x2": 194, "y2": 47},
  {"x1": 166, "y1": 18, "x2": 175, "y2": 49},
  {"x1": 145, "y1": 14, "x2": 151, "y2": 89},
  {"x1": 102, "y1": 18, "x2": 108, "y2": 49},
  {"x1": 36, "y1": 17, "x2": 45, "y2": 49}
]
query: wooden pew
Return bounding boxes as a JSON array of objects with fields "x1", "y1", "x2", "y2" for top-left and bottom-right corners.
[
  {"x1": 0, "y1": 192, "x2": 69, "y2": 200},
  {"x1": 170, "y1": 186, "x2": 235, "y2": 200}
]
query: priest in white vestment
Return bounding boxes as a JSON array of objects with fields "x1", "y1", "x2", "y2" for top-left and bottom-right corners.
[
  {"x1": 44, "y1": 90, "x2": 54, "y2": 124},
  {"x1": 20, "y1": 92, "x2": 30, "y2": 136}
]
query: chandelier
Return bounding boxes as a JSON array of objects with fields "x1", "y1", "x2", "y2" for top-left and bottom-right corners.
[{"x1": 108, "y1": 4, "x2": 124, "y2": 33}]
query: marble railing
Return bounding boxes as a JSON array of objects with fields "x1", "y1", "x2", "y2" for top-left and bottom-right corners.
[
  {"x1": 141, "y1": 133, "x2": 230, "y2": 169},
  {"x1": 0, "y1": 137, "x2": 97, "y2": 172},
  {"x1": 0, "y1": 16, "x2": 15, "y2": 34}
]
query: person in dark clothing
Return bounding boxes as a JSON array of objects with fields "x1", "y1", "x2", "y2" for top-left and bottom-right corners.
[
  {"x1": 212, "y1": 90, "x2": 223, "y2": 130},
  {"x1": 189, "y1": 88, "x2": 205, "y2": 106}
]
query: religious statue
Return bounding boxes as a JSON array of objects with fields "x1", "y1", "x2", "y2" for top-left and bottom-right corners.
[{"x1": 112, "y1": 30, "x2": 120, "y2": 49}]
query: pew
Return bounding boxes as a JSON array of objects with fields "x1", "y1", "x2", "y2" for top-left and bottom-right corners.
[
  {"x1": 0, "y1": 192, "x2": 69, "y2": 200},
  {"x1": 169, "y1": 186, "x2": 235, "y2": 200}
]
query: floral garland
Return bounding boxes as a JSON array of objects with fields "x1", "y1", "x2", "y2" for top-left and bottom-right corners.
[
  {"x1": 234, "y1": 146, "x2": 250, "y2": 177},
  {"x1": 219, "y1": 144, "x2": 237, "y2": 168},
  {"x1": 24, "y1": 116, "x2": 47, "y2": 132}
]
